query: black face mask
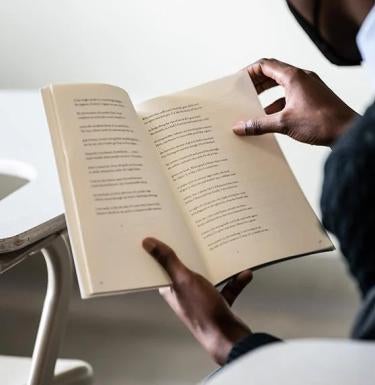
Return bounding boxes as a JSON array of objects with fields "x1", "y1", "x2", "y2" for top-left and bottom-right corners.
[{"x1": 287, "y1": 0, "x2": 362, "y2": 66}]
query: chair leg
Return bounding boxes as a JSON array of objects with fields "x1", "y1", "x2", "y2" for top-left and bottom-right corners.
[{"x1": 27, "y1": 231, "x2": 73, "y2": 385}]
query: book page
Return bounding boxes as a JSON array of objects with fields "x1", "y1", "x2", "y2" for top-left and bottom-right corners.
[
  {"x1": 137, "y1": 72, "x2": 333, "y2": 284},
  {"x1": 43, "y1": 84, "x2": 206, "y2": 297}
]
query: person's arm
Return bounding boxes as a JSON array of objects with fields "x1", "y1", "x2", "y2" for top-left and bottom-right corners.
[
  {"x1": 232, "y1": 58, "x2": 358, "y2": 147},
  {"x1": 142, "y1": 237, "x2": 281, "y2": 366}
]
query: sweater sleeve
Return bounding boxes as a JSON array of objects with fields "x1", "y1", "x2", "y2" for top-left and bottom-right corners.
[
  {"x1": 226, "y1": 333, "x2": 282, "y2": 364},
  {"x1": 320, "y1": 100, "x2": 375, "y2": 298}
]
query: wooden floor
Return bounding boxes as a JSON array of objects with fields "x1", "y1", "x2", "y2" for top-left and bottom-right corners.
[{"x1": 0, "y1": 251, "x2": 359, "y2": 385}]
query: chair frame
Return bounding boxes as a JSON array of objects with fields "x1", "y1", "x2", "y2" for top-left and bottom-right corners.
[{"x1": 25, "y1": 230, "x2": 73, "y2": 385}]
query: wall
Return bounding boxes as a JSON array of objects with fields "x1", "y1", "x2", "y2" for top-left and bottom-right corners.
[{"x1": 0, "y1": 0, "x2": 373, "y2": 111}]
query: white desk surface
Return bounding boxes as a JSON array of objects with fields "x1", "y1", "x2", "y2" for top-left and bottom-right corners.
[
  {"x1": 0, "y1": 90, "x2": 65, "y2": 252},
  {"x1": 0, "y1": 90, "x2": 331, "y2": 252}
]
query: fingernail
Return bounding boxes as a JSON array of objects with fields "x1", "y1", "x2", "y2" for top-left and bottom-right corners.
[
  {"x1": 232, "y1": 121, "x2": 246, "y2": 135},
  {"x1": 142, "y1": 238, "x2": 158, "y2": 254}
]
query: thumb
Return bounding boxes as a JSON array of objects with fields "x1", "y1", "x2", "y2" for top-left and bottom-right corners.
[
  {"x1": 232, "y1": 113, "x2": 283, "y2": 136},
  {"x1": 142, "y1": 237, "x2": 189, "y2": 282}
]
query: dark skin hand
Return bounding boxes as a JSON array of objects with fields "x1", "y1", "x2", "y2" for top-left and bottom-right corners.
[
  {"x1": 232, "y1": 58, "x2": 359, "y2": 146},
  {"x1": 142, "y1": 237, "x2": 252, "y2": 366}
]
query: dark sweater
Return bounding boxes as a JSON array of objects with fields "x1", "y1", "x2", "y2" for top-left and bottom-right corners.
[{"x1": 227, "y1": 100, "x2": 375, "y2": 363}]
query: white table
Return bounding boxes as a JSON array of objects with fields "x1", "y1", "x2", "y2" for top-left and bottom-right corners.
[{"x1": 0, "y1": 90, "x2": 65, "y2": 253}]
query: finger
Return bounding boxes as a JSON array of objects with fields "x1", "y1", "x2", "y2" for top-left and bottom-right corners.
[
  {"x1": 246, "y1": 58, "x2": 303, "y2": 89},
  {"x1": 244, "y1": 63, "x2": 278, "y2": 95},
  {"x1": 303, "y1": 69, "x2": 320, "y2": 80},
  {"x1": 220, "y1": 270, "x2": 253, "y2": 306},
  {"x1": 142, "y1": 237, "x2": 189, "y2": 281},
  {"x1": 264, "y1": 97, "x2": 286, "y2": 115},
  {"x1": 232, "y1": 113, "x2": 284, "y2": 136},
  {"x1": 255, "y1": 78, "x2": 279, "y2": 94}
]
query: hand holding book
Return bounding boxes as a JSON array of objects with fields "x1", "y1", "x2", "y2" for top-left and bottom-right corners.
[
  {"x1": 232, "y1": 58, "x2": 357, "y2": 146},
  {"x1": 143, "y1": 236, "x2": 252, "y2": 366}
]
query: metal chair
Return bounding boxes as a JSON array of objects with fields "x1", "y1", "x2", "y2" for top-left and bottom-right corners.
[{"x1": 0, "y1": 231, "x2": 93, "y2": 385}]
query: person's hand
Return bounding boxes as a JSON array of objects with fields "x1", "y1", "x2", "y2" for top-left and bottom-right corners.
[
  {"x1": 232, "y1": 58, "x2": 358, "y2": 146},
  {"x1": 142, "y1": 237, "x2": 252, "y2": 365}
]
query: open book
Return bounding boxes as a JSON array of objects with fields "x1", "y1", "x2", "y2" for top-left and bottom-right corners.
[{"x1": 42, "y1": 71, "x2": 333, "y2": 298}]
